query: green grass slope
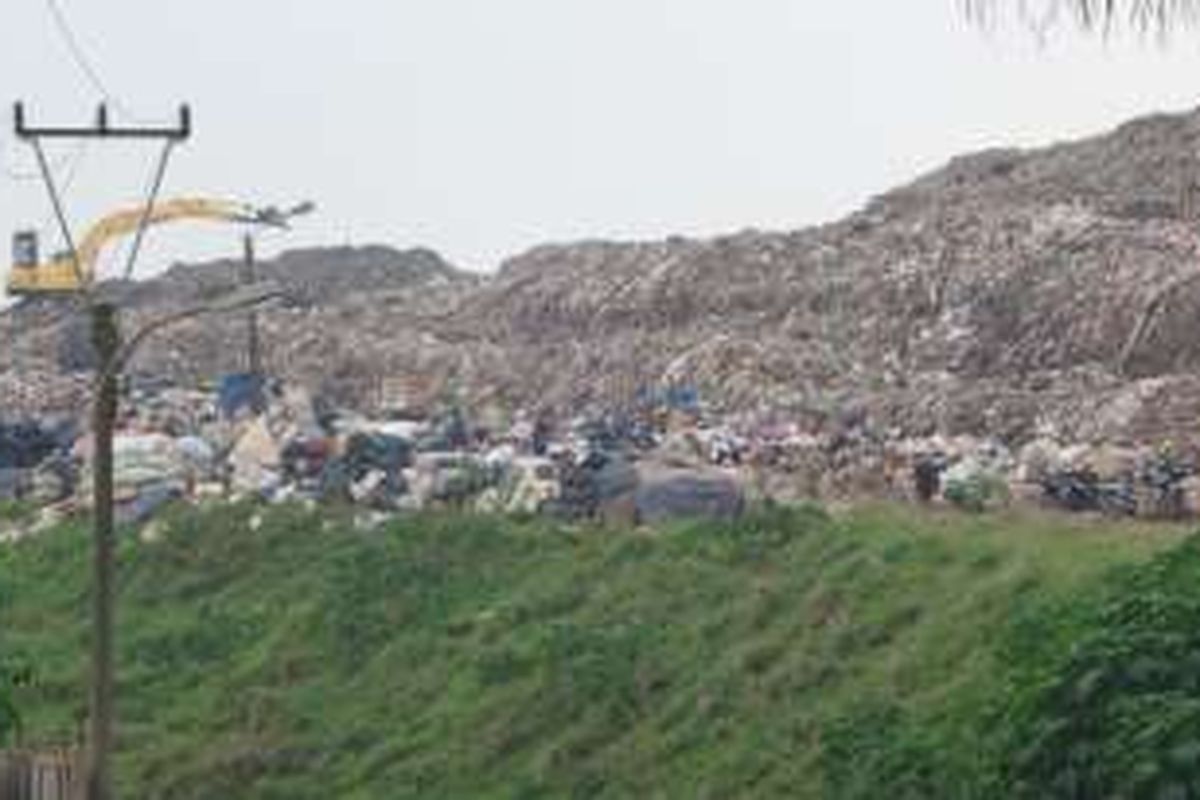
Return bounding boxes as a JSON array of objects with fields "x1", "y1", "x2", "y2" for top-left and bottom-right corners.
[{"x1": 1, "y1": 503, "x2": 1197, "y2": 798}]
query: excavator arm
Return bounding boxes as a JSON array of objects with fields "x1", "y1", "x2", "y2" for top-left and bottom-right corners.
[{"x1": 8, "y1": 197, "x2": 252, "y2": 296}]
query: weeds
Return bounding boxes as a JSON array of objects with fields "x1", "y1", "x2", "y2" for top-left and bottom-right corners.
[{"x1": 0, "y1": 503, "x2": 1188, "y2": 797}]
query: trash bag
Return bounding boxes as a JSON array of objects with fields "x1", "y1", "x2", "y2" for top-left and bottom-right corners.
[
  {"x1": 111, "y1": 434, "x2": 186, "y2": 492},
  {"x1": 1039, "y1": 468, "x2": 1134, "y2": 515},
  {"x1": 318, "y1": 459, "x2": 353, "y2": 503},
  {"x1": 0, "y1": 469, "x2": 30, "y2": 502},
  {"x1": 942, "y1": 458, "x2": 1009, "y2": 512},
  {"x1": 217, "y1": 373, "x2": 266, "y2": 419},
  {"x1": 634, "y1": 470, "x2": 743, "y2": 524},
  {"x1": 440, "y1": 407, "x2": 469, "y2": 451},
  {"x1": 176, "y1": 435, "x2": 216, "y2": 480},
  {"x1": 503, "y1": 457, "x2": 560, "y2": 514},
  {"x1": 343, "y1": 432, "x2": 411, "y2": 498},
  {"x1": 29, "y1": 458, "x2": 74, "y2": 505},
  {"x1": 117, "y1": 482, "x2": 182, "y2": 526},
  {"x1": 281, "y1": 436, "x2": 334, "y2": 482},
  {"x1": 0, "y1": 421, "x2": 60, "y2": 470},
  {"x1": 228, "y1": 420, "x2": 283, "y2": 494},
  {"x1": 593, "y1": 454, "x2": 638, "y2": 501},
  {"x1": 436, "y1": 461, "x2": 490, "y2": 507},
  {"x1": 345, "y1": 433, "x2": 411, "y2": 472},
  {"x1": 912, "y1": 453, "x2": 947, "y2": 503},
  {"x1": 1136, "y1": 451, "x2": 1194, "y2": 519},
  {"x1": 551, "y1": 451, "x2": 638, "y2": 521}
]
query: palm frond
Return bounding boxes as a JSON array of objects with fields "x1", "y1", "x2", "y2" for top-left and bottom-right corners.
[{"x1": 963, "y1": 0, "x2": 1200, "y2": 35}]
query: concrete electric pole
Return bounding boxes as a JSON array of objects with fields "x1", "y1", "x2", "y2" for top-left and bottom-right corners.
[
  {"x1": 12, "y1": 103, "x2": 282, "y2": 800},
  {"x1": 13, "y1": 101, "x2": 189, "y2": 800}
]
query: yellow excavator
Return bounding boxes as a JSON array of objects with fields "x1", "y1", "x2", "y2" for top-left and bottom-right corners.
[{"x1": 8, "y1": 197, "x2": 266, "y2": 296}]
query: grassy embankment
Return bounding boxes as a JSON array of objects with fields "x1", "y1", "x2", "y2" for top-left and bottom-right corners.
[{"x1": 1, "y1": 502, "x2": 1198, "y2": 798}]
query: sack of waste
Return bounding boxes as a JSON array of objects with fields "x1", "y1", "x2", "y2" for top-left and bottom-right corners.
[
  {"x1": 942, "y1": 458, "x2": 1010, "y2": 513},
  {"x1": 634, "y1": 467, "x2": 743, "y2": 524}
]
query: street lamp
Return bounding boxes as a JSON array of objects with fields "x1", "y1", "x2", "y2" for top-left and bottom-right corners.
[
  {"x1": 234, "y1": 201, "x2": 315, "y2": 389},
  {"x1": 234, "y1": 200, "x2": 316, "y2": 231}
]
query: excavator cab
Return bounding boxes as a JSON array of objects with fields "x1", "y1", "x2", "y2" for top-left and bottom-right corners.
[
  {"x1": 8, "y1": 230, "x2": 83, "y2": 296},
  {"x1": 12, "y1": 230, "x2": 38, "y2": 269}
]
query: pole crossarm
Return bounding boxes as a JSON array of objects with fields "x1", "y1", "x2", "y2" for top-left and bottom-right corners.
[
  {"x1": 12, "y1": 102, "x2": 193, "y2": 301},
  {"x1": 14, "y1": 102, "x2": 190, "y2": 141}
]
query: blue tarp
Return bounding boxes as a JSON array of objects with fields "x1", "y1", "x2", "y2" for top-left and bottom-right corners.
[
  {"x1": 217, "y1": 373, "x2": 265, "y2": 419},
  {"x1": 635, "y1": 384, "x2": 701, "y2": 412}
]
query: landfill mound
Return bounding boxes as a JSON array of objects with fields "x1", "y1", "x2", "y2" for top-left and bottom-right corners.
[
  {"x1": 447, "y1": 107, "x2": 1200, "y2": 449},
  {"x1": 127, "y1": 244, "x2": 467, "y2": 308},
  {"x1": 0, "y1": 245, "x2": 476, "y2": 417},
  {"x1": 7, "y1": 107, "x2": 1200, "y2": 449}
]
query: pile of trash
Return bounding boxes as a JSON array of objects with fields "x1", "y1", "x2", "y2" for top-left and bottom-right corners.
[
  {"x1": 0, "y1": 418, "x2": 76, "y2": 506},
  {"x1": 898, "y1": 433, "x2": 1200, "y2": 519},
  {"x1": 0, "y1": 375, "x2": 759, "y2": 534},
  {"x1": 1026, "y1": 444, "x2": 1197, "y2": 519},
  {"x1": 9, "y1": 367, "x2": 1200, "y2": 538}
]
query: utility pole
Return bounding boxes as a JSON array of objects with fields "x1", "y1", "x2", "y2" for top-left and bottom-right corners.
[
  {"x1": 242, "y1": 233, "x2": 262, "y2": 378},
  {"x1": 12, "y1": 100, "x2": 292, "y2": 797},
  {"x1": 14, "y1": 101, "x2": 189, "y2": 800}
]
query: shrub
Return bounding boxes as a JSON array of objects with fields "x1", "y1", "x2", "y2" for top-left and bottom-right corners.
[{"x1": 1004, "y1": 538, "x2": 1200, "y2": 798}]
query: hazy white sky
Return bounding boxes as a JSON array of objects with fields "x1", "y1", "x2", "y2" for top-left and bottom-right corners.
[{"x1": 3, "y1": 1, "x2": 1200, "y2": 285}]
